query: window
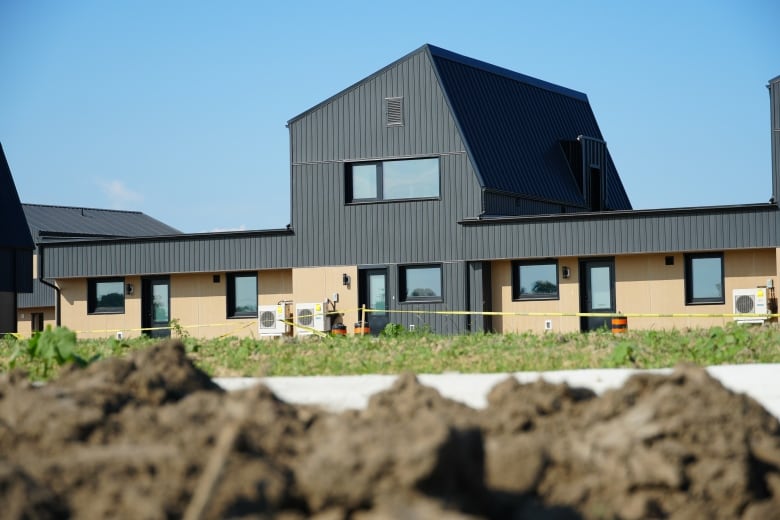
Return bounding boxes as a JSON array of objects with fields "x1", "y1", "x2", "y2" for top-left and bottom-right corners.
[
  {"x1": 347, "y1": 157, "x2": 439, "y2": 202},
  {"x1": 88, "y1": 278, "x2": 125, "y2": 314},
  {"x1": 685, "y1": 253, "x2": 724, "y2": 304},
  {"x1": 227, "y1": 273, "x2": 258, "y2": 318},
  {"x1": 400, "y1": 265, "x2": 442, "y2": 302},
  {"x1": 512, "y1": 260, "x2": 559, "y2": 300}
]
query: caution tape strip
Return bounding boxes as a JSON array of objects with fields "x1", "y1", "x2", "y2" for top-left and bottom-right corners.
[{"x1": 5, "y1": 308, "x2": 776, "y2": 339}]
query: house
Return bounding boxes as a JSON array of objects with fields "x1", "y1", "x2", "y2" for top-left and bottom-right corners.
[
  {"x1": 0, "y1": 143, "x2": 34, "y2": 335},
  {"x1": 34, "y1": 45, "x2": 780, "y2": 338},
  {"x1": 16, "y1": 204, "x2": 180, "y2": 337}
]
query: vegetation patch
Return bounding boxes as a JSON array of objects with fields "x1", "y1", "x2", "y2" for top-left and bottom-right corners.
[{"x1": 2, "y1": 323, "x2": 780, "y2": 381}]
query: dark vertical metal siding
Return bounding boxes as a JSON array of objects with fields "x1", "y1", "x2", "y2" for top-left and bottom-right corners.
[
  {"x1": 289, "y1": 49, "x2": 482, "y2": 268},
  {"x1": 383, "y1": 261, "x2": 467, "y2": 334},
  {"x1": 485, "y1": 192, "x2": 586, "y2": 216},
  {"x1": 42, "y1": 233, "x2": 295, "y2": 278},
  {"x1": 461, "y1": 207, "x2": 779, "y2": 260},
  {"x1": 770, "y1": 76, "x2": 780, "y2": 204},
  {"x1": 467, "y1": 261, "x2": 492, "y2": 332}
]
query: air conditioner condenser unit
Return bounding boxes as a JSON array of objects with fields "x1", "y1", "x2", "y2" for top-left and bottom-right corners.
[
  {"x1": 258, "y1": 303, "x2": 289, "y2": 336},
  {"x1": 733, "y1": 288, "x2": 768, "y2": 323},
  {"x1": 295, "y1": 301, "x2": 330, "y2": 335}
]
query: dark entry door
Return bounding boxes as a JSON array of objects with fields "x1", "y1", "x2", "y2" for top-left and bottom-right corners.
[
  {"x1": 579, "y1": 259, "x2": 615, "y2": 331},
  {"x1": 142, "y1": 277, "x2": 171, "y2": 338},
  {"x1": 358, "y1": 268, "x2": 388, "y2": 335}
]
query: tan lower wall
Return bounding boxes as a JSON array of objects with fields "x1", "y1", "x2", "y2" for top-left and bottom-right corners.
[
  {"x1": 16, "y1": 307, "x2": 56, "y2": 338},
  {"x1": 492, "y1": 257, "x2": 581, "y2": 334},
  {"x1": 57, "y1": 270, "x2": 295, "y2": 340},
  {"x1": 493, "y1": 249, "x2": 778, "y2": 333},
  {"x1": 59, "y1": 277, "x2": 143, "y2": 339},
  {"x1": 292, "y1": 266, "x2": 358, "y2": 336}
]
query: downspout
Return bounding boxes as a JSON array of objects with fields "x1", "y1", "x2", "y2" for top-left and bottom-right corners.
[{"x1": 38, "y1": 244, "x2": 61, "y2": 327}]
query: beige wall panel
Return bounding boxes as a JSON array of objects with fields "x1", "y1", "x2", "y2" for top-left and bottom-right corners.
[
  {"x1": 492, "y1": 258, "x2": 580, "y2": 334},
  {"x1": 169, "y1": 272, "x2": 236, "y2": 339},
  {"x1": 32, "y1": 253, "x2": 38, "y2": 278},
  {"x1": 58, "y1": 277, "x2": 143, "y2": 340},
  {"x1": 15, "y1": 307, "x2": 55, "y2": 338},
  {"x1": 492, "y1": 250, "x2": 778, "y2": 333},
  {"x1": 259, "y1": 270, "x2": 293, "y2": 306},
  {"x1": 292, "y1": 266, "x2": 358, "y2": 335}
]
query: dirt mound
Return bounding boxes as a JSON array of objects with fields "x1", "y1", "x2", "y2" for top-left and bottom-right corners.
[{"x1": 2, "y1": 342, "x2": 780, "y2": 519}]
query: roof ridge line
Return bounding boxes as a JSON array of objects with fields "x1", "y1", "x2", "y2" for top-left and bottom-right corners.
[{"x1": 425, "y1": 44, "x2": 588, "y2": 102}]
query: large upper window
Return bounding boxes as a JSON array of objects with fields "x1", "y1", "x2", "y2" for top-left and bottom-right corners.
[
  {"x1": 88, "y1": 278, "x2": 125, "y2": 314},
  {"x1": 347, "y1": 157, "x2": 439, "y2": 202},
  {"x1": 512, "y1": 260, "x2": 559, "y2": 300},
  {"x1": 400, "y1": 264, "x2": 443, "y2": 303},
  {"x1": 227, "y1": 272, "x2": 258, "y2": 318},
  {"x1": 685, "y1": 253, "x2": 724, "y2": 304}
]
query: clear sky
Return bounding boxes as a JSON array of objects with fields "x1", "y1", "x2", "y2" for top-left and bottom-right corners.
[{"x1": 2, "y1": 1, "x2": 778, "y2": 233}]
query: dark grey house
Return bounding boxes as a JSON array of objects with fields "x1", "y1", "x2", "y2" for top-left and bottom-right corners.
[
  {"x1": 35, "y1": 47, "x2": 780, "y2": 338},
  {"x1": 0, "y1": 143, "x2": 34, "y2": 335}
]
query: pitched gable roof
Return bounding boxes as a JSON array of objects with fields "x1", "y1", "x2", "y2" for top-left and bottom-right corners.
[
  {"x1": 23, "y1": 204, "x2": 181, "y2": 243},
  {"x1": 0, "y1": 143, "x2": 34, "y2": 249},
  {"x1": 426, "y1": 44, "x2": 632, "y2": 210}
]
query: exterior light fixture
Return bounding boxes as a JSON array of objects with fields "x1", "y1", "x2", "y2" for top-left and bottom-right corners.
[{"x1": 561, "y1": 267, "x2": 571, "y2": 279}]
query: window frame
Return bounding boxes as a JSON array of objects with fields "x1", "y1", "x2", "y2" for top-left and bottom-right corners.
[
  {"x1": 512, "y1": 259, "x2": 560, "y2": 301},
  {"x1": 399, "y1": 264, "x2": 444, "y2": 303},
  {"x1": 346, "y1": 157, "x2": 441, "y2": 203},
  {"x1": 226, "y1": 272, "x2": 258, "y2": 318},
  {"x1": 87, "y1": 277, "x2": 126, "y2": 315},
  {"x1": 684, "y1": 252, "x2": 725, "y2": 305}
]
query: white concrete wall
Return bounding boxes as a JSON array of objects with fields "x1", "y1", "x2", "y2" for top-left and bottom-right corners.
[{"x1": 216, "y1": 365, "x2": 780, "y2": 419}]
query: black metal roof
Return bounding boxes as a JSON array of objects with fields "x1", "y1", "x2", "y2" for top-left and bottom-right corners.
[
  {"x1": 427, "y1": 45, "x2": 632, "y2": 209},
  {"x1": 23, "y1": 204, "x2": 181, "y2": 243},
  {"x1": 0, "y1": 143, "x2": 34, "y2": 249}
]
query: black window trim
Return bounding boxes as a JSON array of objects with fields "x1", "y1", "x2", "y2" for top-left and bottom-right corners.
[
  {"x1": 399, "y1": 263, "x2": 444, "y2": 304},
  {"x1": 512, "y1": 259, "x2": 560, "y2": 301},
  {"x1": 226, "y1": 272, "x2": 258, "y2": 319},
  {"x1": 684, "y1": 252, "x2": 725, "y2": 305},
  {"x1": 87, "y1": 277, "x2": 126, "y2": 315},
  {"x1": 346, "y1": 156, "x2": 441, "y2": 203}
]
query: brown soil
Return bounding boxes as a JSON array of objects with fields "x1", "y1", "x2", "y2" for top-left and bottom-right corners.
[{"x1": 2, "y1": 341, "x2": 780, "y2": 519}]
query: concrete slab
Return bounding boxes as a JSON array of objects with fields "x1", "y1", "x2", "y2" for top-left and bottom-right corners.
[{"x1": 215, "y1": 364, "x2": 780, "y2": 419}]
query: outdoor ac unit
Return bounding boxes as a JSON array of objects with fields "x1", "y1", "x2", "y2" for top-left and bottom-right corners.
[
  {"x1": 733, "y1": 288, "x2": 768, "y2": 323},
  {"x1": 258, "y1": 304, "x2": 288, "y2": 336},
  {"x1": 295, "y1": 301, "x2": 330, "y2": 335}
]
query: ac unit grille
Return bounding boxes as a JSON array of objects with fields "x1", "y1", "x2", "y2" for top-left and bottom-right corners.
[
  {"x1": 735, "y1": 294, "x2": 756, "y2": 314},
  {"x1": 259, "y1": 310, "x2": 277, "y2": 328},
  {"x1": 298, "y1": 309, "x2": 314, "y2": 326}
]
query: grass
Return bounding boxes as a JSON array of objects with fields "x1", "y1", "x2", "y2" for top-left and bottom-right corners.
[{"x1": 2, "y1": 323, "x2": 780, "y2": 382}]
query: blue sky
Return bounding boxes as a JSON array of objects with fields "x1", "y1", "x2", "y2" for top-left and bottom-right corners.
[{"x1": 2, "y1": 1, "x2": 778, "y2": 233}]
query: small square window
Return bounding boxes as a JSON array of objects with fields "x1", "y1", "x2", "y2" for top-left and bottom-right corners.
[
  {"x1": 88, "y1": 278, "x2": 125, "y2": 314},
  {"x1": 400, "y1": 265, "x2": 442, "y2": 302},
  {"x1": 512, "y1": 260, "x2": 559, "y2": 300},
  {"x1": 684, "y1": 253, "x2": 724, "y2": 305},
  {"x1": 227, "y1": 272, "x2": 258, "y2": 318}
]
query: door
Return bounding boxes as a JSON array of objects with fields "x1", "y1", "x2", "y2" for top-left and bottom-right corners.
[
  {"x1": 142, "y1": 277, "x2": 171, "y2": 338},
  {"x1": 358, "y1": 268, "x2": 388, "y2": 335},
  {"x1": 579, "y1": 259, "x2": 615, "y2": 331}
]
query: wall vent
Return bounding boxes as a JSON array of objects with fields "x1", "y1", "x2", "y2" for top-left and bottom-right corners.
[{"x1": 385, "y1": 97, "x2": 403, "y2": 126}]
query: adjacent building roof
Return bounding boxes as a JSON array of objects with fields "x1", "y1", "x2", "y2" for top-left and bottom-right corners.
[
  {"x1": 0, "y1": 143, "x2": 34, "y2": 250},
  {"x1": 427, "y1": 44, "x2": 632, "y2": 209},
  {"x1": 23, "y1": 204, "x2": 181, "y2": 243}
]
